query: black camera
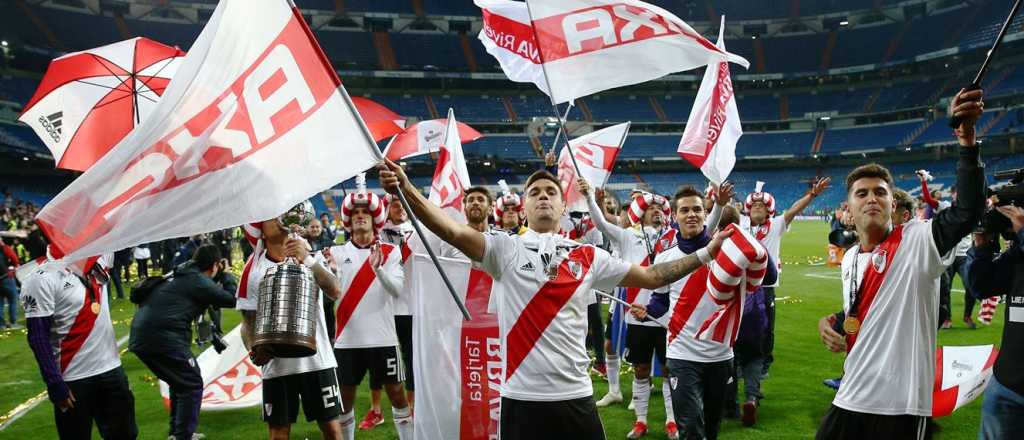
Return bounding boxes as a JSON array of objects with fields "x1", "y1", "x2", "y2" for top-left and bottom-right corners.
[{"x1": 979, "y1": 168, "x2": 1024, "y2": 234}]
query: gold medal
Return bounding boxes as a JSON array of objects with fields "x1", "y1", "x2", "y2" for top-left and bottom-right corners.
[
  {"x1": 843, "y1": 317, "x2": 861, "y2": 335},
  {"x1": 91, "y1": 302, "x2": 100, "y2": 314}
]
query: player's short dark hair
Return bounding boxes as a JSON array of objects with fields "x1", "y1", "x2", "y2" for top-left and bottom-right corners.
[
  {"x1": 463, "y1": 186, "x2": 492, "y2": 203},
  {"x1": 524, "y1": 170, "x2": 562, "y2": 195},
  {"x1": 192, "y1": 244, "x2": 222, "y2": 272},
  {"x1": 893, "y1": 189, "x2": 916, "y2": 213},
  {"x1": 846, "y1": 163, "x2": 894, "y2": 193},
  {"x1": 720, "y1": 205, "x2": 741, "y2": 226},
  {"x1": 673, "y1": 185, "x2": 704, "y2": 206}
]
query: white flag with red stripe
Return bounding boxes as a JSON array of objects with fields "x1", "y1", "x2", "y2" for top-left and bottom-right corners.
[
  {"x1": 525, "y1": 0, "x2": 748, "y2": 105},
  {"x1": 475, "y1": 0, "x2": 550, "y2": 97},
  {"x1": 411, "y1": 254, "x2": 501, "y2": 440},
  {"x1": 678, "y1": 17, "x2": 741, "y2": 184},
  {"x1": 698, "y1": 224, "x2": 767, "y2": 346},
  {"x1": 383, "y1": 118, "x2": 483, "y2": 161},
  {"x1": 557, "y1": 122, "x2": 629, "y2": 212},
  {"x1": 932, "y1": 345, "x2": 998, "y2": 417},
  {"x1": 159, "y1": 326, "x2": 263, "y2": 411},
  {"x1": 34, "y1": 0, "x2": 381, "y2": 262},
  {"x1": 428, "y1": 109, "x2": 472, "y2": 222}
]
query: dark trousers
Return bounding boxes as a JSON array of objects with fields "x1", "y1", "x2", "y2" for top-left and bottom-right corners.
[
  {"x1": 816, "y1": 405, "x2": 931, "y2": 440},
  {"x1": 939, "y1": 270, "x2": 952, "y2": 325},
  {"x1": 54, "y1": 367, "x2": 137, "y2": 440},
  {"x1": 135, "y1": 350, "x2": 203, "y2": 439},
  {"x1": 587, "y1": 301, "x2": 605, "y2": 365},
  {"x1": 667, "y1": 358, "x2": 732, "y2": 440},
  {"x1": 500, "y1": 396, "x2": 604, "y2": 440},
  {"x1": 726, "y1": 341, "x2": 765, "y2": 410},
  {"x1": 948, "y1": 256, "x2": 977, "y2": 317},
  {"x1": 762, "y1": 287, "x2": 776, "y2": 371},
  {"x1": 135, "y1": 259, "x2": 149, "y2": 279},
  {"x1": 0, "y1": 276, "x2": 18, "y2": 326}
]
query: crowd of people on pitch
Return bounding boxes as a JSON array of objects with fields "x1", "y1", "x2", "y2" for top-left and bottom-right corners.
[{"x1": 13, "y1": 88, "x2": 1024, "y2": 440}]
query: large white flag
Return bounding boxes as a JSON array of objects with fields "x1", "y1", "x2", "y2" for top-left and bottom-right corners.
[
  {"x1": 557, "y1": 122, "x2": 629, "y2": 212},
  {"x1": 525, "y1": 0, "x2": 749, "y2": 105},
  {"x1": 678, "y1": 17, "x2": 741, "y2": 184},
  {"x1": 427, "y1": 109, "x2": 472, "y2": 222},
  {"x1": 475, "y1": 0, "x2": 549, "y2": 97},
  {"x1": 412, "y1": 254, "x2": 501, "y2": 440},
  {"x1": 932, "y1": 345, "x2": 998, "y2": 417},
  {"x1": 34, "y1": 0, "x2": 380, "y2": 261},
  {"x1": 159, "y1": 326, "x2": 263, "y2": 411}
]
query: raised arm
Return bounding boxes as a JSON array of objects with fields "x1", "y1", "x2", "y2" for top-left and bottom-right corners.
[
  {"x1": 378, "y1": 159, "x2": 486, "y2": 262},
  {"x1": 932, "y1": 88, "x2": 986, "y2": 256},
  {"x1": 783, "y1": 177, "x2": 830, "y2": 226},
  {"x1": 920, "y1": 177, "x2": 938, "y2": 209},
  {"x1": 580, "y1": 178, "x2": 632, "y2": 248},
  {"x1": 705, "y1": 181, "x2": 733, "y2": 230},
  {"x1": 620, "y1": 228, "x2": 732, "y2": 290}
]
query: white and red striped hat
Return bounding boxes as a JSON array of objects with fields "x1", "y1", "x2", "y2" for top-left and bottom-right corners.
[
  {"x1": 495, "y1": 179, "x2": 523, "y2": 223},
  {"x1": 696, "y1": 224, "x2": 769, "y2": 346},
  {"x1": 340, "y1": 173, "x2": 387, "y2": 232},
  {"x1": 744, "y1": 181, "x2": 776, "y2": 216},
  {"x1": 627, "y1": 192, "x2": 671, "y2": 225}
]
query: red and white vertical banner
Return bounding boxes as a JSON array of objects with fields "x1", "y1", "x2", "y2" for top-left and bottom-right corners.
[
  {"x1": 411, "y1": 254, "x2": 501, "y2": 440},
  {"x1": 525, "y1": 0, "x2": 749, "y2": 105},
  {"x1": 475, "y1": 0, "x2": 550, "y2": 97},
  {"x1": 932, "y1": 345, "x2": 998, "y2": 417},
  {"x1": 159, "y1": 326, "x2": 263, "y2": 411},
  {"x1": 34, "y1": 0, "x2": 381, "y2": 262},
  {"x1": 678, "y1": 17, "x2": 741, "y2": 184},
  {"x1": 557, "y1": 122, "x2": 629, "y2": 212},
  {"x1": 428, "y1": 109, "x2": 473, "y2": 223}
]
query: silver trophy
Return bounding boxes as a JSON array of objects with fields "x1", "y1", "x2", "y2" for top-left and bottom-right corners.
[{"x1": 252, "y1": 201, "x2": 321, "y2": 358}]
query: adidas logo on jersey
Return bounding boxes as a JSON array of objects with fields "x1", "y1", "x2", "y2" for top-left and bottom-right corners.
[
  {"x1": 518, "y1": 261, "x2": 535, "y2": 272},
  {"x1": 342, "y1": 257, "x2": 352, "y2": 264},
  {"x1": 37, "y1": 111, "x2": 63, "y2": 143},
  {"x1": 63, "y1": 281, "x2": 73, "y2": 289}
]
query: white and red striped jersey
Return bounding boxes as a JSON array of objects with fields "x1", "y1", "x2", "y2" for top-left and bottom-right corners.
[
  {"x1": 654, "y1": 247, "x2": 732, "y2": 363},
  {"x1": 481, "y1": 229, "x2": 631, "y2": 401},
  {"x1": 236, "y1": 249, "x2": 336, "y2": 380},
  {"x1": 379, "y1": 220, "x2": 414, "y2": 316},
  {"x1": 740, "y1": 215, "x2": 787, "y2": 287},
  {"x1": 329, "y1": 241, "x2": 404, "y2": 349},
  {"x1": 834, "y1": 220, "x2": 954, "y2": 416},
  {"x1": 20, "y1": 263, "x2": 120, "y2": 381}
]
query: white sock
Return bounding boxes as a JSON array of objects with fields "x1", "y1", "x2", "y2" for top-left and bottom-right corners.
[
  {"x1": 392, "y1": 406, "x2": 413, "y2": 440},
  {"x1": 632, "y1": 377, "x2": 651, "y2": 423},
  {"x1": 607, "y1": 355, "x2": 621, "y2": 393},
  {"x1": 339, "y1": 411, "x2": 355, "y2": 440},
  {"x1": 663, "y1": 380, "x2": 675, "y2": 423}
]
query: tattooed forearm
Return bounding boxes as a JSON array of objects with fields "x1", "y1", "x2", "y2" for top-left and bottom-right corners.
[{"x1": 648, "y1": 254, "x2": 702, "y2": 287}]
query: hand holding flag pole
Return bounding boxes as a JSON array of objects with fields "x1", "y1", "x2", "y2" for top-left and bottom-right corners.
[
  {"x1": 337, "y1": 87, "x2": 473, "y2": 321},
  {"x1": 947, "y1": 0, "x2": 1021, "y2": 128}
]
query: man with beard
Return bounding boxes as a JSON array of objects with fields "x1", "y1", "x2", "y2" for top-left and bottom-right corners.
[
  {"x1": 741, "y1": 177, "x2": 831, "y2": 375},
  {"x1": 378, "y1": 163, "x2": 732, "y2": 440},
  {"x1": 580, "y1": 179, "x2": 732, "y2": 440}
]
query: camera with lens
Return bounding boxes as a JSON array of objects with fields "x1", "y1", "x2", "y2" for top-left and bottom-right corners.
[{"x1": 978, "y1": 168, "x2": 1024, "y2": 236}]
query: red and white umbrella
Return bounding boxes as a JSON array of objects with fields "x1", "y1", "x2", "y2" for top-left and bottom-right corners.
[{"x1": 19, "y1": 37, "x2": 185, "y2": 171}]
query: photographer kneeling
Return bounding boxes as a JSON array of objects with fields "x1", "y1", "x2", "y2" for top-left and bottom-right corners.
[
  {"x1": 965, "y1": 203, "x2": 1024, "y2": 440},
  {"x1": 129, "y1": 244, "x2": 237, "y2": 440}
]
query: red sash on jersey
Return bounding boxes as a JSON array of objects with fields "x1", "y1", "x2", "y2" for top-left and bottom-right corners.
[
  {"x1": 459, "y1": 268, "x2": 500, "y2": 439},
  {"x1": 335, "y1": 244, "x2": 396, "y2": 339},
  {"x1": 504, "y1": 246, "x2": 595, "y2": 380},
  {"x1": 667, "y1": 266, "x2": 710, "y2": 343},
  {"x1": 845, "y1": 225, "x2": 904, "y2": 352},
  {"x1": 624, "y1": 228, "x2": 678, "y2": 304},
  {"x1": 60, "y1": 273, "x2": 103, "y2": 372},
  {"x1": 753, "y1": 218, "x2": 770, "y2": 242}
]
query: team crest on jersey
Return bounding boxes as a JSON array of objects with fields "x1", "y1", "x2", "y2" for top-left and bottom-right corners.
[
  {"x1": 567, "y1": 261, "x2": 583, "y2": 280},
  {"x1": 871, "y1": 249, "x2": 887, "y2": 273},
  {"x1": 670, "y1": 377, "x2": 678, "y2": 390}
]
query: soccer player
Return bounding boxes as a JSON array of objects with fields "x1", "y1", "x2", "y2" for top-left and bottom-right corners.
[
  {"x1": 378, "y1": 163, "x2": 732, "y2": 439},
  {"x1": 580, "y1": 179, "x2": 731, "y2": 440},
  {"x1": 238, "y1": 206, "x2": 345, "y2": 440},
  {"x1": 630, "y1": 188, "x2": 776, "y2": 440},
  {"x1": 740, "y1": 176, "x2": 830, "y2": 374},
  {"x1": 330, "y1": 188, "x2": 412, "y2": 440},
  {"x1": 814, "y1": 89, "x2": 985, "y2": 439},
  {"x1": 22, "y1": 255, "x2": 138, "y2": 439}
]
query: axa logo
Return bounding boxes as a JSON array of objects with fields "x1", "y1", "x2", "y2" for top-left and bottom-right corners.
[{"x1": 38, "y1": 111, "x2": 62, "y2": 143}]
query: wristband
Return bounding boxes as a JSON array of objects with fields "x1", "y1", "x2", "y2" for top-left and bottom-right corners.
[
  {"x1": 303, "y1": 255, "x2": 316, "y2": 268},
  {"x1": 696, "y1": 248, "x2": 712, "y2": 264}
]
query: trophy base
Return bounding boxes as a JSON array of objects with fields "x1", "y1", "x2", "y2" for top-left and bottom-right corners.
[{"x1": 252, "y1": 334, "x2": 317, "y2": 358}]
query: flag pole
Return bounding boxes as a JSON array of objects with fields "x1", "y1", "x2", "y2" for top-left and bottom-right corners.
[
  {"x1": 596, "y1": 290, "x2": 668, "y2": 330},
  {"x1": 337, "y1": 87, "x2": 472, "y2": 321},
  {"x1": 948, "y1": 0, "x2": 1022, "y2": 128},
  {"x1": 548, "y1": 104, "x2": 573, "y2": 155}
]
